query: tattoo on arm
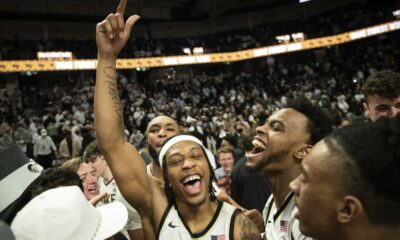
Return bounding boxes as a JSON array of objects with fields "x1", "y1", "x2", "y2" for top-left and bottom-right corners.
[
  {"x1": 103, "y1": 66, "x2": 123, "y2": 121},
  {"x1": 239, "y1": 215, "x2": 261, "y2": 240}
]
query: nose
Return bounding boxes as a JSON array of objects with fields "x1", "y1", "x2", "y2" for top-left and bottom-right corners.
[
  {"x1": 289, "y1": 177, "x2": 300, "y2": 195},
  {"x1": 88, "y1": 174, "x2": 98, "y2": 184},
  {"x1": 158, "y1": 128, "x2": 167, "y2": 138},
  {"x1": 255, "y1": 123, "x2": 268, "y2": 135},
  {"x1": 182, "y1": 157, "x2": 196, "y2": 170}
]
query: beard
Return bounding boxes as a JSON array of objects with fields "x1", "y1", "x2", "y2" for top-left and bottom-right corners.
[
  {"x1": 148, "y1": 144, "x2": 160, "y2": 166},
  {"x1": 245, "y1": 149, "x2": 290, "y2": 173}
]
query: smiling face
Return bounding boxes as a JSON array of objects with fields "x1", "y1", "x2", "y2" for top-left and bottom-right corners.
[
  {"x1": 364, "y1": 95, "x2": 400, "y2": 122},
  {"x1": 218, "y1": 152, "x2": 234, "y2": 175},
  {"x1": 289, "y1": 140, "x2": 345, "y2": 240},
  {"x1": 77, "y1": 162, "x2": 99, "y2": 200},
  {"x1": 245, "y1": 108, "x2": 310, "y2": 172},
  {"x1": 164, "y1": 141, "x2": 211, "y2": 207},
  {"x1": 146, "y1": 116, "x2": 179, "y2": 156}
]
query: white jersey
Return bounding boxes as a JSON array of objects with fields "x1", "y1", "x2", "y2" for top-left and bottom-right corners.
[
  {"x1": 262, "y1": 192, "x2": 312, "y2": 240},
  {"x1": 157, "y1": 202, "x2": 239, "y2": 240},
  {"x1": 98, "y1": 178, "x2": 143, "y2": 236}
]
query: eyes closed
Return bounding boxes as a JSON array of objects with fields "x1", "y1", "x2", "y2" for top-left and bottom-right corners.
[{"x1": 167, "y1": 150, "x2": 204, "y2": 167}]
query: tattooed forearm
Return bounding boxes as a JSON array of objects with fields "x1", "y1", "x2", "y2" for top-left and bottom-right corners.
[
  {"x1": 239, "y1": 215, "x2": 261, "y2": 240},
  {"x1": 103, "y1": 66, "x2": 123, "y2": 121}
]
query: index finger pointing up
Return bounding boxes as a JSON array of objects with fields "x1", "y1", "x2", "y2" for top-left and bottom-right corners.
[{"x1": 116, "y1": 0, "x2": 127, "y2": 15}]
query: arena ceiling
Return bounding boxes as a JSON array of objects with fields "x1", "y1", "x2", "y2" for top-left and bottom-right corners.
[{"x1": 0, "y1": 0, "x2": 359, "y2": 23}]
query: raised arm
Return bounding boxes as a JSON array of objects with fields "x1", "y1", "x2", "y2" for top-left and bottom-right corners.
[{"x1": 94, "y1": 0, "x2": 151, "y2": 216}]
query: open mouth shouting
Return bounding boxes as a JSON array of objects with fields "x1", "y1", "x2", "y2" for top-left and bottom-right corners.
[
  {"x1": 246, "y1": 137, "x2": 267, "y2": 160},
  {"x1": 181, "y1": 174, "x2": 203, "y2": 195},
  {"x1": 88, "y1": 186, "x2": 98, "y2": 195}
]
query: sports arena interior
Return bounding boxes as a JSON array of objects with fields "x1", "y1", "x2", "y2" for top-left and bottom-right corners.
[{"x1": 1, "y1": 0, "x2": 400, "y2": 239}]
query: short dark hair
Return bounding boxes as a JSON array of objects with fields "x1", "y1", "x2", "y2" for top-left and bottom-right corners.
[
  {"x1": 83, "y1": 141, "x2": 102, "y2": 163},
  {"x1": 286, "y1": 96, "x2": 333, "y2": 145},
  {"x1": 324, "y1": 116, "x2": 400, "y2": 224},
  {"x1": 29, "y1": 168, "x2": 83, "y2": 199},
  {"x1": 362, "y1": 71, "x2": 400, "y2": 101},
  {"x1": 222, "y1": 135, "x2": 238, "y2": 148}
]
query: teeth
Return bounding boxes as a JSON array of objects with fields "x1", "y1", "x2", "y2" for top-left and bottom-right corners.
[
  {"x1": 183, "y1": 174, "x2": 201, "y2": 184},
  {"x1": 252, "y1": 139, "x2": 266, "y2": 149}
]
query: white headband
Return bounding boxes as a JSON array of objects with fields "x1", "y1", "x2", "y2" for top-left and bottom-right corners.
[{"x1": 158, "y1": 135, "x2": 205, "y2": 169}]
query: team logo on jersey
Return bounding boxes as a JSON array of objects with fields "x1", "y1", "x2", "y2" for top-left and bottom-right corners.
[{"x1": 168, "y1": 221, "x2": 179, "y2": 228}]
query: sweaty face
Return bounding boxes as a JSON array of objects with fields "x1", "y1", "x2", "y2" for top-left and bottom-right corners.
[
  {"x1": 289, "y1": 141, "x2": 344, "y2": 240},
  {"x1": 146, "y1": 116, "x2": 179, "y2": 155},
  {"x1": 77, "y1": 162, "x2": 99, "y2": 200},
  {"x1": 90, "y1": 156, "x2": 108, "y2": 178},
  {"x1": 364, "y1": 95, "x2": 400, "y2": 122},
  {"x1": 218, "y1": 152, "x2": 234, "y2": 175},
  {"x1": 165, "y1": 141, "x2": 211, "y2": 207},
  {"x1": 246, "y1": 108, "x2": 310, "y2": 172}
]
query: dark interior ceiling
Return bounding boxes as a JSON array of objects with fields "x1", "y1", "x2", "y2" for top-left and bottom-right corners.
[{"x1": 0, "y1": 0, "x2": 331, "y2": 23}]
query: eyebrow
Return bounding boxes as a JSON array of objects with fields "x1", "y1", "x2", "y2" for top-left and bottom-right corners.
[{"x1": 168, "y1": 146, "x2": 201, "y2": 158}]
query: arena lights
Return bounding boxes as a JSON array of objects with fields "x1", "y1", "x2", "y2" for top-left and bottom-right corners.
[
  {"x1": 393, "y1": 10, "x2": 400, "y2": 18},
  {"x1": 275, "y1": 35, "x2": 291, "y2": 43},
  {"x1": 276, "y1": 32, "x2": 305, "y2": 43},
  {"x1": 299, "y1": 0, "x2": 311, "y2": 3},
  {"x1": 182, "y1": 47, "x2": 204, "y2": 55},
  {"x1": 1, "y1": 20, "x2": 400, "y2": 73},
  {"x1": 291, "y1": 32, "x2": 305, "y2": 42},
  {"x1": 37, "y1": 51, "x2": 73, "y2": 60},
  {"x1": 182, "y1": 48, "x2": 191, "y2": 55}
]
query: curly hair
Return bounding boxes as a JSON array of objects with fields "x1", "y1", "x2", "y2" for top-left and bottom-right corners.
[
  {"x1": 286, "y1": 96, "x2": 334, "y2": 145},
  {"x1": 362, "y1": 71, "x2": 400, "y2": 101},
  {"x1": 324, "y1": 115, "x2": 400, "y2": 224}
]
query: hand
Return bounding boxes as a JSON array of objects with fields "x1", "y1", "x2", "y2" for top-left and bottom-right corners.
[
  {"x1": 243, "y1": 209, "x2": 265, "y2": 233},
  {"x1": 89, "y1": 192, "x2": 108, "y2": 206},
  {"x1": 96, "y1": 0, "x2": 140, "y2": 59}
]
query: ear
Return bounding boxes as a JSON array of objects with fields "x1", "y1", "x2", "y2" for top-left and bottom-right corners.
[
  {"x1": 293, "y1": 144, "x2": 312, "y2": 163},
  {"x1": 363, "y1": 102, "x2": 370, "y2": 118},
  {"x1": 337, "y1": 196, "x2": 364, "y2": 224}
]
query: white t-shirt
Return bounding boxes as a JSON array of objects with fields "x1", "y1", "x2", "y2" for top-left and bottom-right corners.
[
  {"x1": 262, "y1": 192, "x2": 312, "y2": 240},
  {"x1": 157, "y1": 202, "x2": 239, "y2": 240},
  {"x1": 98, "y1": 178, "x2": 142, "y2": 238}
]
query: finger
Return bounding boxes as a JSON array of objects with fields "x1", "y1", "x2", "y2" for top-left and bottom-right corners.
[
  {"x1": 115, "y1": 13, "x2": 125, "y2": 34},
  {"x1": 116, "y1": 0, "x2": 127, "y2": 15},
  {"x1": 103, "y1": 20, "x2": 114, "y2": 39},
  {"x1": 123, "y1": 15, "x2": 140, "y2": 38},
  {"x1": 89, "y1": 192, "x2": 108, "y2": 206},
  {"x1": 107, "y1": 13, "x2": 119, "y2": 37}
]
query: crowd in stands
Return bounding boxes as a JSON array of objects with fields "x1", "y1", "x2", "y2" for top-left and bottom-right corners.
[
  {"x1": 0, "y1": 30, "x2": 399, "y2": 164},
  {"x1": 1, "y1": 0, "x2": 400, "y2": 239},
  {"x1": 0, "y1": 1, "x2": 397, "y2": 60}
]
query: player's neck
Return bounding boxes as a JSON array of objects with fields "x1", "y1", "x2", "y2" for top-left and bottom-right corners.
[
  {"x1": 150, "y1": 161, "x2": 163, "y2": 181},
  {"x1": 176, "y1": 198, "x2": 218, "y2": 233},
  {"x1": 264, "y1": 170, "x2": 296, "y2": 207},
  {"x1": 102, "y1": 167, "x2": 113, "y2": 183}
]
